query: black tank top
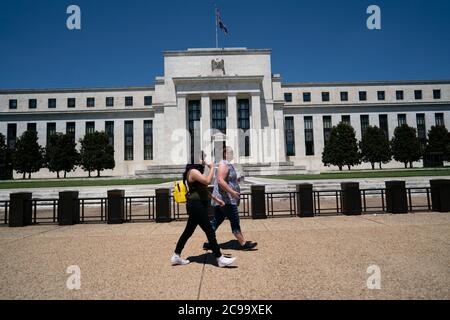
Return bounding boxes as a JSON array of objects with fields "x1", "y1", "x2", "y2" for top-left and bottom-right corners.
[{"x1": 187, "y1": 171, "x2": 209, "y2": 202}]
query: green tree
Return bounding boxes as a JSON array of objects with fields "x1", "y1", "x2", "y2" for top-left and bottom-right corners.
[
  {"x1": 322, "y1": 123, "x2": 361, "y2": 171},
  {"x1": 359, "y1": 126, "x2": 391, "y2": 170},
  {"x1": 0, "y1": 133, "x2": 13, "y2": 180},
  {"x1": 46, "y1": 133, "x2": 80, "y2": 178},
  {"x1": 12, "y1": 130, "x2": 45, "y2": 179},
  {"x1": 391, "y1": 124, "x2": 422, "y2": 168},
  {"x1": 425, "y1": 126, "x2": 450, "y2": 166},
  {"x1": 79, "y1": 132, "x2": 115, "y2": 177}
]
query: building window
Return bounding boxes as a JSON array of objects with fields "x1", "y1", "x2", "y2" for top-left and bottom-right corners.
[
  {"x1": 27, "y1": 123, "x2": 37, "y2": 132},
  {"x1": 359, "y1": 91, "x2": 367, "y2": 101},
  {"x1": 304, "y1": 116, "x2": 314, "y2": 156},
  {"x1": 433, "y1": 90, "x2": 441, "y2": 100},
  {"x1": 87, "y1": 98, "x2": 95, "y2": 108},
  {"x1": 144, "y1": 96, "x2": 153, "y2": 106},
  {"x1": 66, "y1": 122, "x2": 75, "y2": 142},
  {"x1": 379, "y1": 114, "x2": 389, "y2": 139},
  {"x1": 416, "y1": 114, "x2": 426, "y2": 152},
  {"x1": 125, "y1": 96, "x2": 133, "y2": 107},
  {"x1": 85, "y1": 122, "x2": 95, "y2": 135},
  {"x1": 238, "y1": 99, "x2": 250, "y2": 131},
  {"x1": 188, "y1": 100, "x2": 201, "y2": 164},
  {"x1": 48, "y1": 98, "x2": 56, "y2": 109},
  {"x1": 398, "y1": 114, "x2": 407, "y2": 127},
  {"x1": 303, "y1": 92, "x2": 311, "y2": 102},
  {"x1": 106, "y1": 97, "x2": 114, "y2": 107},
  {"x1": 29, "y1": 99, "x2": 37, "y2": 109},
  {"x1": 396, "y1": 90, "x2": 404, "y2": 100},
  {"x1": 105, "y1": 121, "x2": 114, "y2": 146},
  {"x1": 435, "y1": 113, "x2": 445, "y2": 127},
  {"x1": 212, "y1": 99, "x2": 227, "y2": 134},
  {"x1": 9, "y1": 99, "x2": 17, "y2": 110},
  {"x1": 46, "y1": 123, "x2": 56, "y2": 148},
  {"x1": 322, "y1": 92, "x2": 330, "y2": 102},
  {"x1": 414, "y1": 90, "x2": 422, "y2": 100},
  {"x1": 360, "y1": 115, "x2": 369, "y2": 138},
  {"x1": 323, "y1": 116, "x2": 332, "y2": 145},
  {"x1": 285, "y1": 117, "x2": 295, "y2": 156},
  {"x1": 67, "y1": 98, "x2": 76, "y2": 108},
  {"x1": 341, "y1": 115, "x2": 351, "y2": 125},
  {"x1": 124, "y1": 121, "x2": 134, "y2": 161},
  {"x1": 7, "y1": 123, "x2": 17, "y2": 149},
  {"x1": 284, "y1": 93, "x2": 292, "y2": 103},
  {"x1": 377, "y1": 91, "x2": 385, "y2": 101},
  {"x1": 238, "y1": 99, "x2": 251, "y2": 157},
  {"x1": 340, "y1": 92, "x2": 348, "y2": 102},
  {"x1": 144, "y1": 120, "x2": 153, "y2": 160}
]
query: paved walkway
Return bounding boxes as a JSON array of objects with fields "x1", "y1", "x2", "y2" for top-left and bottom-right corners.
[{"x1": 0, "y1": 213, "x2": 449, "y2": 300}]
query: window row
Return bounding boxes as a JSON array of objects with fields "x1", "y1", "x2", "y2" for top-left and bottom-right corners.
[
  {"x1": 284, "y1": 89, "x2": 442, "y2": 103},
  {"x1": 5, "y1": 120, "x2": 153, "y2": 161},
  {"x1": 284, "y1": 113, "x2": 446, "y2": 157},
  {"x1": 8, "y1": 96, "x2": 153, "y2": 109}
]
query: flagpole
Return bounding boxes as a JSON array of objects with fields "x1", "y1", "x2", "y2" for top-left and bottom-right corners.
[{"x1": 215, "y1": 5, "x2": 219, "y2": 48}]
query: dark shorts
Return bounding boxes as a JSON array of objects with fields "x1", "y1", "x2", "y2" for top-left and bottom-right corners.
[{"x1": 211, "y1": 204, "x2": 241, "y2": 235}]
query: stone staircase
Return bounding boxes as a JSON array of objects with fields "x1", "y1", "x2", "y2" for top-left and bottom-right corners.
[
  {"x1": 134, "y1": 162, "x2": 308, "y2": 179},
  {"x1": 239, "y1": 162, "x2": 307, "y2": 177},
  {"x1": 135, "y1": 165, "x2": 186, "y2": 179}
]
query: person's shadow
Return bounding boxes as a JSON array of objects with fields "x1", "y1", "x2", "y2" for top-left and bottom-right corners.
[
  {"x1": 218, "y1": 240, "x2": 258, "y2": 251},
  {"x1": 186, "y1": 253, "x2": 238, "y2": 268}
]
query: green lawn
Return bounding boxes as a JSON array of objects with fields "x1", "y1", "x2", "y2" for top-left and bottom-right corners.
[
  {"x1": 0, "y1": 178, "x2": 177, "y2": 190},
  {"x1": 262, "y1": 168, "x2": 450, "y2": 181}
]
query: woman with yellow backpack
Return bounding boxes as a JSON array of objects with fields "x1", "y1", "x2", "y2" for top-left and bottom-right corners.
[{"x1": 171, "y1": 155, "x2": 237, "y2": 268}]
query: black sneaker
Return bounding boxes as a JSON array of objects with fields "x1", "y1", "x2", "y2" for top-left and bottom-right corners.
[
  {"x1": 203, "y1": 242, "x2": 211, "y2": 250},
  {"x1": 240, "y1": 242, "x2": 258, "y2": 251}
]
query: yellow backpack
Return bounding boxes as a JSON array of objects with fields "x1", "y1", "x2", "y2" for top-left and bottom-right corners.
[{"x1": 173, "y1": 180, "x2": 188, "y2": 204}]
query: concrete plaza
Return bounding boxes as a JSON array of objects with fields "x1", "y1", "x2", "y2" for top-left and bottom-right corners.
[{"x1": 0, "y1": 212, "x2": 449, "y2": 300}]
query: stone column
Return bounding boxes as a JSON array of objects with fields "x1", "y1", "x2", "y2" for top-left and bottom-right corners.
[
  {"x1": 201, "y1": 94, "x2": 213, "y2": 162},
  {"x1": 250, "y1": 92, "x2": 262, "y2": 164},
  {"x1": 274, "y1": 106, "x2": 286, "y2": 164},
  {"x1": 176, "y1": 94, "x2": 189, "y2": 164},
  {"x1": 227, "y1": 94, "x2": 239, "y2": 160}
]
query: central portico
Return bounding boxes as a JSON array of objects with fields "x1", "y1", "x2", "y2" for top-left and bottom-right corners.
[{"x1": 152, "y1": 48, "x2": 286, "y2": 166}]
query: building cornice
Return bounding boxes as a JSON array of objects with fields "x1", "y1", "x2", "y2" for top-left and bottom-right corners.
[
  {"x1": 172, "y1": 75, "x2": 264, "y2": 84},
  {"x1": 282, "y1": 80, "x2": 450, "y2": 88},
  {"x1": 164, "y1": 48, "x2": 271, "y2": 57},
  {"x1": 0, "y1": 86, "x2": 155, "y2": 95},
  {"x1": 282, "y1": 101, "x2": 450, "y2": 108},
  {"x1": 0, "y1": 108, "x2": 154, "y2": 117}
]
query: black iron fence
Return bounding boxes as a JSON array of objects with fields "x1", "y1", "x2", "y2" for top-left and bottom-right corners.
[{"x1": 1, "y1": 179, "x2": 449, "y2": 227}]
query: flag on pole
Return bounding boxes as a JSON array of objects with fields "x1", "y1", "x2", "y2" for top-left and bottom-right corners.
[{"x1": 216, "y1": 8, "x2": 229, "y2": 35}]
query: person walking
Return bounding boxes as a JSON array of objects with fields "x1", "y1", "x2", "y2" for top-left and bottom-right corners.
[
  {"x1": 171, "y1": 157, "x2": 237, "y2": 268},
  {"x1": 204, "y1": 146, "x2": 257, "y2": 251}
]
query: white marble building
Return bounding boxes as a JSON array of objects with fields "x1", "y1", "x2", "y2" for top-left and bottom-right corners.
[{"x1": 1, "y1": 48, "x2": 449, "y2": 178}]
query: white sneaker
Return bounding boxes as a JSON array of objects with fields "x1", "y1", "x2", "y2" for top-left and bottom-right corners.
[
  {"x1": 217, "y1": 255, "x2": 236, "y2": 268},
  {"x1": 171, "y1": 254, "x2": 190, "y2": 266}
]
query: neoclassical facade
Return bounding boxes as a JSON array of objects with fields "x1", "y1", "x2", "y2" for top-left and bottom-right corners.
[{"x1": 1, "y1": 48, "x2": 449, "y2": 178}]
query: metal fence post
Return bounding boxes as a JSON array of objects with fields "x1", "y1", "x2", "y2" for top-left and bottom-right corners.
[
  {"x1": 341, "y1": 182, "x2": 362, "y2": 215},
  {"x1": 9, "y1": 193, "x2": 32, "y2": 227},
  {"x1": 385, "y1": 181, "x2": 408, "y2": 214},
  {"x1": 430, "y1": 179, "x2": 450, "y2": 212},
  {"x1": 296, "y1": 184, "x2": 314, "y2": 217},
  {"x1": 58, "y1": 191, "x2": 80, "y2": 225},
  {"x1": 107, "y1": 190, "x2": 125, "y2": 224},
  {"x1": 156, "y1": 188, "x2": 172, "y2": 223},
  {"x1": 251, "y1": 185, "x2": 267, "y2": 219}
]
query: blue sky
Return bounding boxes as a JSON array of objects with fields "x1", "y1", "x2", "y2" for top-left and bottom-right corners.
[{"x1": 0, "y1": 0, "x2": 449, "y2": 89}]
